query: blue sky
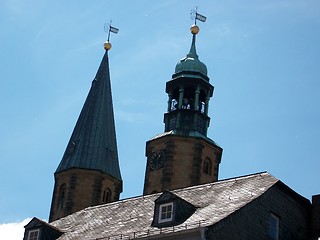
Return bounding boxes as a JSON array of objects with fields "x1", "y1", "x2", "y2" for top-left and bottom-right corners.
[{"x1": 1, "y1": 0, "x2": 320, "y2": 237}]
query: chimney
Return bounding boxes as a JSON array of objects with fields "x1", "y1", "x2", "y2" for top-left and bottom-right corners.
[{"x1": 312, "y1": 194, "x2": 320, "y2": 238}]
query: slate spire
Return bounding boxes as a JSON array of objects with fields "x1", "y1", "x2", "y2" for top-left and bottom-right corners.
[
  {"x1": 56, "y1": 49, "x2": 121, "y2": 181},
  {"x1": 49, "y1": 39, "x2": 123, "y2": 222}
]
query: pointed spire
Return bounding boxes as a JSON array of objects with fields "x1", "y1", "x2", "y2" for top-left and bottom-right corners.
[
  {"x1": 55, "y1": 49, "x2": 122, "y2": 181},
  {"x1": 187, "y1": 34, "x2": 198, "y2": 59}
]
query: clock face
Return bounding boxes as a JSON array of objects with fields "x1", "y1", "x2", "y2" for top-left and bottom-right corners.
[{"x1": 149, "y1": 150, "x2": 165, "y2": 170}]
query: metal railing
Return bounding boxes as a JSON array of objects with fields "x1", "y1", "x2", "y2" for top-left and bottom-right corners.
[{"x1": 94, "y1": 219, "x2": 210, "y2": 240}]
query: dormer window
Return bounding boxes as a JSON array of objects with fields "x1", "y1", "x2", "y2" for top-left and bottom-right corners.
[
  {"x1": 24, "y1": 217, "x2": 63, "y2": 240},
  {"x1": 158, "y1": 202, "x2": 173, "y2": 223},
  {"x1": 28, "y1": 229, "x2": 40, "y2": 240},
  {"x1": 152, "y1": 190, "x2": 196, "y2": 228}
]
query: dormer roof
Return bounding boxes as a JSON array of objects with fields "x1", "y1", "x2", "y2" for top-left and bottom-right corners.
[{"x1": 23, "y1": 217, "x2": 63, "y2": 240}]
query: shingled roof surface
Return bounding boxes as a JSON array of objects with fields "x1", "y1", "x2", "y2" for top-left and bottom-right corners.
[{"x1": 50, "y1": 172, "x2": 279, "y2": 239}]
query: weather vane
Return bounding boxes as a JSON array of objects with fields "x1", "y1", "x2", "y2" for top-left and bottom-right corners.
[
  {"x1": 103, "y1": 20, "x2": 119, "y2": 50},
  {"x1": 104, "y1": 20, "x2": 119, "y2": 41},
  {"x1": 190, "y1": 7, "x2": 207, "y2": 25}
]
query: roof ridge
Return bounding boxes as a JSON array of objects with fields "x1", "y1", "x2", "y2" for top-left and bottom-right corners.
[
  {"x1": 63, "y1": 172, "x2": 275, "y2": 217},
  {"x1": 219, "y1": 171, "x2": 271, "y2": 182},
  {"x1": 170, "y1": 171, "x2": 272, "y2": 193},
  {"x1": 84, "y1": 192, "x2": 161, "y2": 211}
]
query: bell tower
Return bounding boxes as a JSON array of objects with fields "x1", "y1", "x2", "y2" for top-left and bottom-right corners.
[
  {"x1": 143, "y1": 22, "x2": 222, "y2": 195},
  {"x1": 49, "y1": 33, "x2": 122, "y2": 222}
]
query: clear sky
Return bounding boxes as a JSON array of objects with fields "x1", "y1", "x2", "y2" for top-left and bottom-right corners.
[{"x1": 1, "y1": 0, "x2": 320, "y2": 238}]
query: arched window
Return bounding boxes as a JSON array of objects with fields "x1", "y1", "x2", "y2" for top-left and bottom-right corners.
[
  {"x1": 102, "y1": 188, "x2": 112, "y2": 203},
  {"x1": 184, "y1": 86, "x2": 196, "y2": 110},
  {"x1": 203, "y1": 158, "x2": 212, "y2": 175},
  {"x1": 171, "y1": 99, "x2": 178, "y2": 111},
  {"x1": 58, "y1": 184, "x2": 66, "y2": 210},
  {"x1": 199, "y1": 90, "x2": 207, "y2": 113}
]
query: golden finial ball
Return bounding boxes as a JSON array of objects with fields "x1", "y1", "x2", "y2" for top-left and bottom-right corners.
[
  {"x1": 104, "y1": 41, "x2": 112, "y2": 50},
  {"x1": 190, "y1": 24, "x2": 199, "y2": 35}
]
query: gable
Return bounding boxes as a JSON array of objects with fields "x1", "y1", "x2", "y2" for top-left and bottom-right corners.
[
  {"x1": 23, "y1": 218, "x2": 63, "y2": 240},
  {"x1": 152, "y1": 190, "x2": 196, "y2": 227},
  {"x1": 206, "y1": 181, "x2": 311, "y2": 239}
]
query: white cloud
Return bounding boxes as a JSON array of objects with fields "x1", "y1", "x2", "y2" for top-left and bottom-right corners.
[{"x1": 0, "y1": 218, "x2": 31, "y2": 240}]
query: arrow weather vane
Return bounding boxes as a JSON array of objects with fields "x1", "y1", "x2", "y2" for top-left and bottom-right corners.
[{"x1": 190, "y1": 7, "x2": 207, "y2": 25}]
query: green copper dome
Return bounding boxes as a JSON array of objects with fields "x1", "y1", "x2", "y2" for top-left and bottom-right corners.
[{"x1": 175, "y1": 32, "x2": 207, "y2": 76}]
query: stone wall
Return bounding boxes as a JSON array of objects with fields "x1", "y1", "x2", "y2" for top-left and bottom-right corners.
[{"x1": 49, "y1": 168, "x2": 122, "y2": 222}]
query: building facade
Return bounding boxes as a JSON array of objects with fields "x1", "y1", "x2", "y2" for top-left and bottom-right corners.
[
  {"x1": 24, "y1": 173, "x2": 316, "y2": 240},
  {"x1": 24, "y1": 21, "x2": 319, "y2": 240}
]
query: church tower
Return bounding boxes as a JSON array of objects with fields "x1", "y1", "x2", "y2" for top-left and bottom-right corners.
[
  {"x1": 49, "y1": 39, "x2": 122, "y2": 222},
  {"x1": 143, "y1": 23, "x2": 222, "y2": 195}
]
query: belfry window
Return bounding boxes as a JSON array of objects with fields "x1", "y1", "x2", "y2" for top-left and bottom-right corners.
[
  {"x1": 28, "y1": 229, "x2": 40, "y2": 240},
  {"x1": 58, "y1": 184, "x2": 66, "y2": 210},
  {"x1": 158, "y1": 202, "x2": 173, "y2": 223},
  {"x1": 203, "y1": 157, "x2": 212, "y2": 175},
  {"x1": 171, "y1": 99, "x2": 178, "y2": 111},
  {"x1": 102, "y1": 188, "x2": 112, "y2": 203}
]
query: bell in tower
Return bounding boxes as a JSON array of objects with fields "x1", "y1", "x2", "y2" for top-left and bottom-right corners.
[{"x1": 143, "y1": 22, "x2": 223, "y2": 195}]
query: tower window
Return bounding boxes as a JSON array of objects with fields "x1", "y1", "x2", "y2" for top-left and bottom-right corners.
[
  {"x1": 203, "y1": 158, "x2": 212, "y2": 175},
  {"x1": 58, "y1": 184, "x2": 66, "y2": 210},
  {"x1": 269, "y1": 213, "x2": 279, "y2": 240},
  {"x1": 199, "y1": 89, "x2": 207, "y2": 114},
  {"x1": 102, "y1": 188, "x2": 112, "y2": 203},
  {"x1": 158, "y1": 202, "x2": 173, "y2": 223},
  {"x1": 199, "y1": 102, "x2": 205, "y2": 113},
  {"x1": 171, "y1": 99, "x2": 178, "y2": 111},
  {"x1": 28, "y1": 229, "x2": 40, "y2": 240}
]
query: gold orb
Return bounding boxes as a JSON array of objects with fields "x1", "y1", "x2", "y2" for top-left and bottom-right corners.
[
  {"x1": 104, "y1": 41, "x2": 112, "y2": 50},
  {"x1": 190, "y1": 24, "x2": 199, "y2": 35}
]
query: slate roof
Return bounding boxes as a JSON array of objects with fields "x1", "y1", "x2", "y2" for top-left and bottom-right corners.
[
  {"x1": 55, "y1": 50, "x2": 121, "y2": 180},
  {"x1": 50, "y1": 172, "x2": 282, "y2": 239}
]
